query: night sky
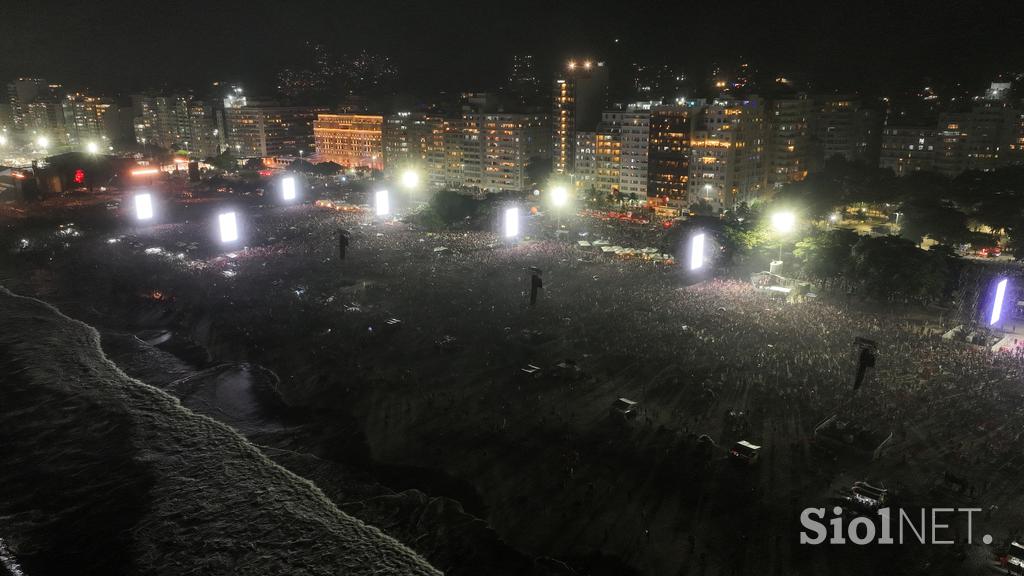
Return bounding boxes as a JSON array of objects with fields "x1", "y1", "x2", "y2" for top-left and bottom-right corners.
[{"x1": 3, "y1": 0, "x2": 1022, "y2": 97}]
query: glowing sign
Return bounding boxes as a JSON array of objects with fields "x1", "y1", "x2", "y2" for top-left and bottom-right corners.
[
  {"x1": 131, "y1": 167, "x2": 160, "y2": 176},
  {"x1": 219, "y1": 211, "x2": 239, "y2": 243},
  {"x1": 282, "y1": 176, "x2": 296, "y2": 201},
  {"x1": 504, "y1": 207, "x2": 519, "y2": 238},
  {"x1": 73, "y1": 169, "x2": 86, "y2": 184},
  {"x1": 990, "y1": 278, "x2": 1008, "y2": 325},
  {"x1": 135, "y1": 192, "x2": 154, "y2": 221},
  {"x1": 690, "y1": 232, "x2": 705, "y2": 271},
  {"x1": 375, "y1": 189, "x2": 390, "y2": 216}
]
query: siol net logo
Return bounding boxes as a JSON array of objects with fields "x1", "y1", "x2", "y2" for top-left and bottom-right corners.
[{"x1": 800, "y1": 507, "x2": 987, "y2": 545}]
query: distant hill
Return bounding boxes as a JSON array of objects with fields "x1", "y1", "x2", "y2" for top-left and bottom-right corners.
[{"x1": 0, "y1": 287, "x2": 441, "y2": 576}]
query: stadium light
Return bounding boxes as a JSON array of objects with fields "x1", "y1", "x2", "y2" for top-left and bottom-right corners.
[
  {"x1": 281, "y1": 176, "x2": 296, "y2": 201},
  {"x1": 990, "y1": 278, "x2": 1008, "y2": 326},
  {"x1": 690, "y1": 232, "x2": 706, "y2": 271},
  {"x1": 504, "y1": 207, "x2": 519, "y2": 238},
  {"x1": 134, "y1": 192, "x2": 154, "y2": 221},
  {"x1": 36, "y1": 136, "x2": 49, "y2": 149},
  {"x1": 400, "y1": 169, "x2": 419, "y2": 190},
  {"x1": 550, "y1": 186, "x2": 569, "y2": 208},
  {"x1": 375, "y1": 189, "x2": 390, "y2": 216},
  {"x1": 86, "y1": 141, "x2": 99, "y2": 155},
  {"x1": 218, "y1": 211, "x2": 239, "y2": 243},
  {"x1": 771, "y1": 211, "x2": 796, "y2": 234}
]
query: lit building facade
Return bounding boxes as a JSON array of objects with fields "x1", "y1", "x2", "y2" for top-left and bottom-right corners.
[
  {"x1": 879, "y1": 126, "x2": 936, "y2": 176},
  {"x1": 689, "y1": 98, "x2": 767, "y2": 209},
  {"x1": 313, "y1": 113, "x2": 383, "y2": 169},
  {"x1": 573, "y1": 131, "x2": 597, "y2": 192},
  {"x1": 226, "y1": 105, "x2": 319, "y2": 159},
  {"x1": 382, "y1": 112, "x2": 446, "y2": 183},
  {"x1": 766, "y1": 94, "x2": 812, "y2": 188},
  {"x1": 552, "y1": 61, "x2": 608, "y2": 176},
  {"x1": 61, "y1": 93, "x2": 114, "y2": 147},
  {"x1": 811, "y1": 95, "x2": 879, "y2": 166},
  {"x1": 647, "y1": 104, "x2": 695, "y2": 202},
  {"x1": 478, "y1": 112, "x2": 548, "y2": 192}
]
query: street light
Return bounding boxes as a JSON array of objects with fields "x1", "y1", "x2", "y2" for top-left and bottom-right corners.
[
  {"x1": 771, "y1": 211, "x2": 796, "y2": 263},
  {"x1": 36, "y1": 136, "x2": 50, "y2": 149},
  {"x1": 771, "y1": 211, "x2": 796, "y2": 234},
  {"x1": 550, "y1": 185, "x2": 569, "y2": 208},
  {"x1": 400, "y1": 168, "x2": 419, "y2": 190},
  {"x1": 0, "y1": 134, "x2": 7, "y2": 146},
  {"x1": 86, "y1": 141, "x2": 99, "y2": 155}
]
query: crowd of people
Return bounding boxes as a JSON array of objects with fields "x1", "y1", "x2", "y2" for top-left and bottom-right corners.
[{"x1": 12, "y1": 200, "x2": 1024, "y2": 574}]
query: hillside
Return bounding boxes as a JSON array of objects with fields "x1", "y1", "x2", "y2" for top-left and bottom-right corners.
[{"x1": 0, "y1": 287, "x2": 441, "y2": 576}]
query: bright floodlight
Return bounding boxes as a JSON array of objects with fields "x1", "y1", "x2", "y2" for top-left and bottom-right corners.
[
  {"x1": 36, "y1": 136, "x2": 49, "y2": 149},
  {"x1": 86, "y1": 141, "x2": 99, "y2": 154},
  {"x1": 504, "y1": 207, "x2": 520, "y2": 238},
  {"x1": 400, "y1": 169, "x2": 419, "y2": 190},
  {"x1": 990, "y1": 278, "x2": 1008, "y2": 325},
  {"x1": 0, "y1": 134, "x2": 7, "y2": 146},
  {"x1": 219, "y1": 211, "x2": 239, "y2": 243},
  {"x1": 281, "y1": 176, "x2": 296, "y2": 201},
  {"x1": 690, "y1": 232, "x2": 706, "y2": 271},
  {"x1": 134, "y1": 192, "x2": 154, "y2": 221},
  {"x1": 771, "y1": 211, "x2": 796, "y2": 234},
  {"x1": 375, "y1": 189, "x2": 390, "y2": 216},
  {"x1": 551, "y1": 186, "x2": 569, "y2": 207}
]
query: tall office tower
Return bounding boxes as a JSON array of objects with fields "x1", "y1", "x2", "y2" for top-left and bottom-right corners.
[{"x1": 552, "y1": 60, "x2": 608, "y2": 176}]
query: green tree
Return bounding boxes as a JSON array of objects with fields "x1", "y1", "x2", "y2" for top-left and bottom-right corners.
[
  {"x1": 210, "y1": 150, "x2": 237, "y2": 172},
  {"x1": 793, "y1": 229, "x2": 859, "y2": 289},
  {"x1": 849, "y1": 235, "x2": 950, "y2": 304}
]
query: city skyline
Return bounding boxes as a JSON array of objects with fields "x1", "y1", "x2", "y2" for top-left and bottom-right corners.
[{"x1": 3, "y1": 0, "x2": 1024, "y2": 97}]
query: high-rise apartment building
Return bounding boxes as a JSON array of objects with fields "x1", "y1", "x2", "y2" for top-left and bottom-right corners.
[
  {"x1": 225, "y1": 105, "x2": 318, "y2": 158},
  {"x1": 132, "y1": 93, "x2": 227, "y2": 158},
  {"x1": 811, "y1": 95, "x2": 879, "y2": 166},
  {"x1": 647, "y1": 104, "x2": 695, "y2": 202},
  {"x1": 766, "y1": 94, "x2": 812, "y2": 189},
  {"x1": 574, "y1": 131, "x2": 598, "y2": 192},
  {"x1": 879, "y1": 126, "x2": 936, "y2": 176},
  {"x1": 61, "y1": 93, "x2": 114, "y2": 147},
  {"x1": 609, "y1": 108, "x2": 650, "y2": 199},
  {"x1": 478, "y1": 112, "x2": 548, "y2": 192},
  {"x1": 689, "y1": 98, "x2": 767, "y2": 209}
]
